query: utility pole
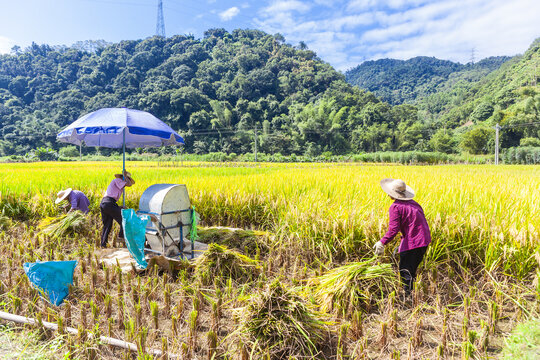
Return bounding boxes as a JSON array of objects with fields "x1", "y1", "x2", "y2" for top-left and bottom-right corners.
[
  {"x1": 79, "y1": 144, "x2": 82, "y2": 161},
  {"x1": 156, "y1": 0, "x2": 165, "y2": 37},
  {"x1": 254, "y1": 124, "x2": 258, "y2": 162},
  {"x1": 494, "y1": 123, "x2": 501, "y2": 165}
]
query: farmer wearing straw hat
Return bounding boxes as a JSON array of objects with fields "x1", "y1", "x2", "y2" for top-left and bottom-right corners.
[
  {"x1": 99, "y1": 170, "x2": 135, "y2": 248},
  {"x1": 55, "y1": 188, "x2": 90, "y2": 214},
  {"x1": 374, "y1": 179, "x2": 431, "y2": 296}
]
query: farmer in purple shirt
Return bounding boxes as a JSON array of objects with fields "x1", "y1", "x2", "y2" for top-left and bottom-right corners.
[
  {"x1": 373, "y1": 178, "x2": 431, "y2": 295},
  {"x1": 99, "y1": 170, "x2": 135, "y2": 248},
  {"x1": 55, "y1": 188, "x2": 90, "y2": 214}
]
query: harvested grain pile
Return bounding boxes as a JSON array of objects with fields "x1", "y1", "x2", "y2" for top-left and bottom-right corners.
[
  {"x1": 197, "y1": 227, "x2": 269, "y2": 257},
  {"x1": 38, "y1": 211, "x2": 88, "y2": 239},
  {"x1": 194, "y1": 243, "x2": 261, "y2": 286},
  {"x1": 311, "y1": 257, "x2": 398, "y2": 314},
  {"x1": 238, "y1": 280, "x2": 328, "y2": 359},
  {"x1": 0, "y1": 214, "x2": 11, "y2": 230}
]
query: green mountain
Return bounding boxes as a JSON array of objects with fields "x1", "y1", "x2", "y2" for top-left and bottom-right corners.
[
  {"x1": 346, "y1": 39, "x2": 540, "y2": 151},
  {"x1": 0, "y1": 30, "x2": 538, "y2": 158},
  {"x1": 0, "y1": 29, "x2": 426, "y2": 156},
  {"x1": 419, "y1": 40, "x2": 540, "y2": 131},
  {"x1": 345, "y1": 56, "x2": 510, "y2": 105}
]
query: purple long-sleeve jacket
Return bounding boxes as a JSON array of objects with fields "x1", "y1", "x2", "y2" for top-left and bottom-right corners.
[
  {"x1": 380, "y1": 200, "x2": 431, "y2": 253},
  {"x1": 69, "y1": 190, "x2": 90, "y2": 214}
]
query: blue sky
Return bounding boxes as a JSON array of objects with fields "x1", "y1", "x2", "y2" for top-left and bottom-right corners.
[{"x1": 0, "y1": 0, "x2": 538, "y2": 70}]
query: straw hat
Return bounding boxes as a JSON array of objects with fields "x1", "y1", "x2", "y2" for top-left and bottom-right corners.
[
  {"x1": 380, "y1": 178, "x2": 415, "y2": 200},
  {"x1": 55, "y1": 188, "x2": 72, "y2": 204},
  {"x1": 114, "y1": 171, "x2": 134, "y2": 183}
]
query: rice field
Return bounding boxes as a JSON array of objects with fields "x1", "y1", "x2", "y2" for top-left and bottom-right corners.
[{"x1": 0, "y1": 161, "x2": 539, "y2": 359}]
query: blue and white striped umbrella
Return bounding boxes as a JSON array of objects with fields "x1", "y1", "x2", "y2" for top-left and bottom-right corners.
[
  {"x1": 57, "y1": 107, "x2": 184, "y2": 148},
  {"x1": 57, "y1": 108, "x2": 184, "y2": 205}
]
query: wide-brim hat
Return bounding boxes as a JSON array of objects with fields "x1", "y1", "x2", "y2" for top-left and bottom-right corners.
[
  {"x1": 380, "y1": 178, "x2": 415, "y2": 200},
  {"x1": 55, "y1": 188, "x2": 72, "y2": 204},
  {"x1": 114, "y1": 171, "x2": 134, "y2": 182}
]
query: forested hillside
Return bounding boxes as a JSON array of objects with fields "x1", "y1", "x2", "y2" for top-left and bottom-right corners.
[
  {"x1": 346, "y1": 39, "x2": 540, "y2": 153},
  {"x1": 0, "y1": 29, "x2": 418, "y2": 157},
  {"x1": 418, "y1": 39, "x2": 540, "y2": 138},
  {"x1": 0, "y1": 30, "x2": 538, "y2": 158},
  {"x1": 345, "y1": 56, "x2": 510, "y2": 105}
]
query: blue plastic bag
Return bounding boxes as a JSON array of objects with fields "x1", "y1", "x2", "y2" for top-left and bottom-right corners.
[
  {"x1": 23, "y1": 260, "x2": 77, "y2": 306},
  {"x1": 121, "y1": 209, "x2": 149, "y2": 269}
]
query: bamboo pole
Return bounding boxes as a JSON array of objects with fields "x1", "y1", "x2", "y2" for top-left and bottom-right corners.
[{"x1": 0, "y1": 310, "x2": 179, "y2": 358}]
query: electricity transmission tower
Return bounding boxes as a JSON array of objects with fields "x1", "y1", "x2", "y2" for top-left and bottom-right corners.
[
  {"x1": 156, "y1": 0, "x2": 166, "y2": 37},
  {"x1": 470, "y1": 47, "x2": 475, "y2": 64}
]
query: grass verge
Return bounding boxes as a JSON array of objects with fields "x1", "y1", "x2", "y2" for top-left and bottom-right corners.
[{"x1": 502, "y1": 318, "x2": 540, "y2": 360}]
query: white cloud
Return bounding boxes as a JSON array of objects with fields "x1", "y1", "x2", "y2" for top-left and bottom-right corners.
[
  {"x1": 0, "y1": 36, "x2": 16, "y2": 54},
  {"x1": 256, "y1": 0, "x2": 540, "y2": 70},
  {"x1": 261, "y1": 0, "x2": 311, "y2": 16},
  {"x1": 348, "y1": 0, "x2": 431, "y2": 11},
  {"x1": 219, "y1": 6, "x2": 240, "y2": 21}
]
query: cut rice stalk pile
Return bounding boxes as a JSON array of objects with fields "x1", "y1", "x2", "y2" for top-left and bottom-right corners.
[
  {"x1": 239, "y1": 280, "x2": 327, "y2": 359},
  {"x1": 38, "y1": 211, "x2": 87, "y2": 239},
  {"x1": 312, "y1": 257, "x2": 398, "y2": 314},
  {"x1": 194, "y1": 243, "x2": 261, "y2": 286},
  {"x1": 0, "y1": 215, "x2": 11, "y2": 230}
]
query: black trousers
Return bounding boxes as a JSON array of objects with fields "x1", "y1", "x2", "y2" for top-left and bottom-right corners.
[
  {"x1": 399, "y1": 246, "x2": 427, "y2": 294},
  {"x1": 100, "y1": 197, "x2": 123, "y2": 247}
]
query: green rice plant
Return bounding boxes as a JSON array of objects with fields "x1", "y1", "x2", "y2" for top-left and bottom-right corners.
[
  {"x1": 311, "y1": 257, "x2": 398, "y2": 314},
  {"x1": 194, "y1": 243, "x2": 261, "y2": 287},
  {"x1": 38, "y1": 211, "x2": 87, "y2": 240},
  {"x1": 389, "y1": 309, "x2": 398, "y2": 336},
  {"x1": 337, "y1": 322, "x2": 349, "y2": 360},
  {"x1": 479, "y1": 320, "x2": 489, "y2": 354},
  {"x1": 150, "y1": 301, "x2": 159, "y2": 329},
  {"x1": 462, "y1": 330, "x2": 477, "y2": 360},
  {"x1": 188, "y1": 310, "x2": 199, "y2": 357},
  {"x1": 161, "y1": 337, "x2": 169, "y2": 359},
  {"x1": 207, "y1": 330, "x2": 217, "y2": 360},
  {"x1": 238, "y1": 280, "x2": 327, "y2": 359}
]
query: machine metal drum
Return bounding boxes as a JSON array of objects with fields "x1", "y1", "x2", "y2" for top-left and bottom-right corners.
[{"x1": 138, "y1": 184, "x2": 193, "y2": 258}]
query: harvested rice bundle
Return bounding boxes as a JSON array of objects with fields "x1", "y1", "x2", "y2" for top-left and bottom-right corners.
[
  {"x1": 38, "y1": 211, "x2": 87, "y2": 239},
  {"x1": 0, "y1": 214, "x2": 11, "y2": 230},
  {"x1": 239, "y1": 280, "x2": 327, "y2": 359},
  {"x1": 312, "y1": 257, "x2": 398, "y2": 314},
  {"x1": 194, "y1": 243, "x2": 261, "y2": 286}
]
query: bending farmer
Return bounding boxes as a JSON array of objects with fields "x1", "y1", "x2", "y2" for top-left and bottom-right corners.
[
  {"x1": 374, "y1": 179, "x2": 431, "y2": 295},
  {"x1": 55, "y1": 188, "x2": 90, "y2": 214},
  {"x1": 100, "y1": 170, "x2": 135, "y2": 248}
]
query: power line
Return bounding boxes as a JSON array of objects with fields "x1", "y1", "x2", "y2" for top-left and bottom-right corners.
[{"x1": 501, "y1": 122, "x2": 540, "y2": 129}]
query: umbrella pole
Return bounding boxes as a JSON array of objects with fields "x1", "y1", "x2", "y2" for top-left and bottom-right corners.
[{"x1": 122, "y1": 128, "x2": 126, "y2": 207}]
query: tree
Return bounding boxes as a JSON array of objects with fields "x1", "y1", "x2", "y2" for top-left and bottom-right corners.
[
  {"x1": 460, "y1": 127, "x2": 494, "y2": 154},
  {"x1": 470, "y1": 101, "x2": 494, "y2": 123},
  {"x1": 429, "y1": 129, "x2": 456, "y2": 153}
]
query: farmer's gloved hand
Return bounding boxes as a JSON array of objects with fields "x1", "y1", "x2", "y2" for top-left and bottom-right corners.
[{"x1": 373, "y1": 241, "x2": 385, "y2": 256}]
